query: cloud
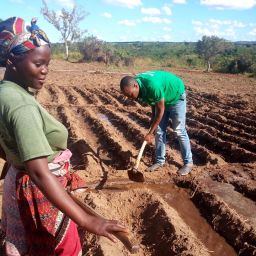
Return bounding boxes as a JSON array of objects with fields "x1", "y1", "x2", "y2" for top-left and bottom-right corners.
[
  {"x1": 229, "y1": 21, "x2": 245, "y2": 28},
  {"x1": 118, "y1": 20, "x2": 137, "y2": 26},
  {"x1": 102, "y1": 12, "x2": 112, "y2": 18},
  {"x1": 249, "y1": 28, "x2": 256, "y2": 37},
  {"x1": 103, "y1": 0, "x2": 142, "y2": 8},
  {"x1": 142, "y1": 17, "x2": 171, "y2": 24},
  {"x1": 193, "y1": 18, "x2": 247, "y2": 40},
  {"x1": 89, "y1": 29, "x2": 104, "y2": 40},
  {"x1": 208, "y1": 19, "x2": 245, "y2": 28},
  {"x1": 173, "y1": 0, "x2": 187, "y2": 4},
  {"x1": 162, "y1": 6, "x2": 172, "y2": 15},
  {"x1": 141, "y1": 7, "x2": 161, "y2": 15},
  {"x1": 200, "y1": 0, "x2": 256, "y2": 10}
]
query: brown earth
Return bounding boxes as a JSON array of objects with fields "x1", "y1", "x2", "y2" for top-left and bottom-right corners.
[{"x1": 0, "y1": 60, "x2": 256, "y2": 255}]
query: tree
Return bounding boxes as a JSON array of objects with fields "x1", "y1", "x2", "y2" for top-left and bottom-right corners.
[
  {"x1": 41, "y1": 0, "x2": 88, "y2": 60},
  {"x1": 196, "y1": 36, "x2": 233, "y2": 71},
  {"x1": 79, "y1": 36, "x2": 115, "y2": 65}
]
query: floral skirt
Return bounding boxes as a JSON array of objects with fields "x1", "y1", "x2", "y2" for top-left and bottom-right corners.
[{"x1": 0, "y1": 160, "x2": 85, "y2": 256}]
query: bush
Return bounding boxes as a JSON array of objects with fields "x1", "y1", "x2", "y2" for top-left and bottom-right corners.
[
  {"x1": 214, "y1": 56, "x2": 237, "y2": 73},
  {"x1": 78, "y1": 36, "x2": 135, "y2": 66},
  {"x1": 79, "y1": 36, "x2": 106, "y2": 62},
  {"x1": 250, "y1": 63, "x2": 256, "y2": 77},
  {"x1": 214, "y1": 46, "x2": 256, "y2": 74}
]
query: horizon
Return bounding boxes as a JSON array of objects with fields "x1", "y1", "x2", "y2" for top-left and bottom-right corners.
[
  {"x1": 52, "y1": 40, "x2": 256, "y2": 44},
  {"x1": 1, "y1": 0, "x2": 256, "y2": 43}
]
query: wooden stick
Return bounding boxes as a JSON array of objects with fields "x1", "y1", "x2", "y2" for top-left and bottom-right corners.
[
  {"x1": 134, "y1": 141, "x2": 147, "y2": 170},
  {"x1": 69, "y1": 192, "x2": 140, "y2": 254}
]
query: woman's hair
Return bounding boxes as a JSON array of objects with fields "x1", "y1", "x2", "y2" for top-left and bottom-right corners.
[{"x1": 0, "y1": 17, "x2": 50, "y2": 67}]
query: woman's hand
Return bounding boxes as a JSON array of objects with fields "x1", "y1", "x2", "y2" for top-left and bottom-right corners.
[{"x1": 86, "y1": 216, "x2": 129, "y2": 242}]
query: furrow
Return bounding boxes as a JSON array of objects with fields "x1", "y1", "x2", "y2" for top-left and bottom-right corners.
[
  {"x1": 176, "y1": 177, "x2": 256, "y2": 255},
  {"x1": 187, "y1": 117, "x2": 256, "y2": 153}
]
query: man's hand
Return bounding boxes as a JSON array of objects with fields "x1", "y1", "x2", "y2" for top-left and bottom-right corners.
[{"x1": 144, "y1": 133, "x2": 154, "y2": 144}]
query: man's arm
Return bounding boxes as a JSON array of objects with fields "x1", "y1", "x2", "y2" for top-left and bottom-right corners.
[
  {"x1": 145, "y1": 99, "x2": 165, "y2": 143},
  {"x1": 149, "y1": 105, "x2": 155, "y2": 128}
]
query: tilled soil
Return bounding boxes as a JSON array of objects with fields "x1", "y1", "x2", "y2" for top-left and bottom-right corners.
[{"x1": 0, "y1": 61, "x2": 256, "y2": 255}]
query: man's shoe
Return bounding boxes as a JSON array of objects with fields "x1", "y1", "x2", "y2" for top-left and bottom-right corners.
[
  {"x1": 145, "y1": 163, "x2": 163, "y2": 172},
  {"x1": 178, "y1": 163, "x2": 193, "y2": 176}
]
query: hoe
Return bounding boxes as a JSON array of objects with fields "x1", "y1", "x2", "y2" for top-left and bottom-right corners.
[{"x1": 127, "y1": 141, "x2": 147, "y2": 182}]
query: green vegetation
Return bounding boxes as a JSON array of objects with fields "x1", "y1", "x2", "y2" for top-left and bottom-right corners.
[
  {"x1": 196, "y1": 36, "x2": 233, "y2": 71},
  {"x1": 51, "y1": 36, "x2": 256, "y2": 76}
]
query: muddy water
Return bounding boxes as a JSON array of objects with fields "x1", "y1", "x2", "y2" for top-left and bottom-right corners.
[
  {"x1": 100, "y1": 182, "x2": 237, "y2": 256},
  {"x1": 206, "y1": 179, "x2": 256, "y2": 228},
  {"x1": 98, "y1": 113, "x2": 112, "y2": 125}
]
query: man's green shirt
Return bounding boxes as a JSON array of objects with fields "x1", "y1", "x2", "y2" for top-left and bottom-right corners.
[
  {"x1": 0, "y1": 80, "x2": 68, "y2": 166},
  {"x1": 135, "y1": 70, "x2": 185, "y2": 106}
]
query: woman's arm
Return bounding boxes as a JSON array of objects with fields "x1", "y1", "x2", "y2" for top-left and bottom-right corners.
[
  {"x1": 25, "y1": 157, "x2": 128, "y2": 242},
  {"x1": 0, "y1": 145, "x2": 8, "y2": 180},
  {"x1": 0, "y1": 145, "x2": 6, "y2": 160}
]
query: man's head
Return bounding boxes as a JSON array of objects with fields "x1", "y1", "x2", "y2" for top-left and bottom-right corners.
[{"x1": 120, "y1": 76, "x2": 140, "y2": 99}]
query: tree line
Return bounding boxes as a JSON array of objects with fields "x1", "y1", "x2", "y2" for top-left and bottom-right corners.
[
  {"x1": 1, "y1": 1, "x2": 255, "y2": 76},
  {"x1": 39, "y1": 1, "x2": 256, "y2": 76},
  {"x1": 50, "y1": 38, "x2": 256, "y2": 76}
]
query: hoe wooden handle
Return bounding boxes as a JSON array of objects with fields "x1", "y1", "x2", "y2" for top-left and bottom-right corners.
[
  {"x1": 69, "y1": 192, "x2": 139, "y2": 254},
  {"x1": 134, "y1": 141, "x2": 147, "y2": 169}
]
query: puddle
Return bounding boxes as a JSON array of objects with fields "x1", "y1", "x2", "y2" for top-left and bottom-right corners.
[
  {"x1": 206, "y1": 179, "x2": 256, "y2": 228},
  {"x1": 98, "y1": 113, "x2": 112, "y2": 125},
  {"x1": 98, "y1": 182, "x2": 237, "y2": 256}
]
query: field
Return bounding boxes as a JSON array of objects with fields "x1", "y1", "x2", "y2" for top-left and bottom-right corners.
[{"x1": 0, "y1": 60, "x2": 256, "y2": 255}]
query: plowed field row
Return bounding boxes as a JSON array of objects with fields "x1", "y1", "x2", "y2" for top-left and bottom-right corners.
[{"x1": 35, "y1": 82, "x2": 256, "y2": 255}]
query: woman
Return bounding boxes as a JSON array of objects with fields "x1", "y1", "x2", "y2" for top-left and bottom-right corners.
[{"x1": 0, "y1": 17, "x2": 127, "y2": 256}]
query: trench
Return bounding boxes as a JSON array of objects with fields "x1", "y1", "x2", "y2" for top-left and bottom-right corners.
[
  {"x1": 86, "y1": 181, "x2": 236, "y2": 256},
  {"x1": 205, "y1": 179, "x2": 256, "y2": 229}
]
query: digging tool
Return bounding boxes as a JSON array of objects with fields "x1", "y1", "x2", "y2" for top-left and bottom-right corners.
[
  {"x1": 69, "y1": 192, "x2": 140, "y2": 254},
  {"x1": 128, "y1": 141, "x2": 147, "y2": 182}
]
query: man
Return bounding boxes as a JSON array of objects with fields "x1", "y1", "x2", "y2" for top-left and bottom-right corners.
[{"x1": 120, "y1": 70, "x2": 193, "y2": 175}]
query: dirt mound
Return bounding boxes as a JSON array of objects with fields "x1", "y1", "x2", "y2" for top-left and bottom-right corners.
[{"x1": 77, "y1": 188, "x2": 210, "y2": 255}]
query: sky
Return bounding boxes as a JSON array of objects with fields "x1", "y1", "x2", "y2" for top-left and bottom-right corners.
[{"x1": 1, "y1": 0, "x2": 256, "y2": 43}]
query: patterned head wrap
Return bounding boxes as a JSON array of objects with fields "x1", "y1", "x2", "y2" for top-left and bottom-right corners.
[{"x1": 0, "y1": 17, "x2": 50, "y2": 67}]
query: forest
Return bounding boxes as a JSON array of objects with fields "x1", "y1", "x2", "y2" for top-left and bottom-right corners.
[{"x1": 51, "y1": 37, "x2": 256, "y2": 76}]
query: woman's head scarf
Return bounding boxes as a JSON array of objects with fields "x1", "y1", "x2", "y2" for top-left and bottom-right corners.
[{"x1": 0, "y1": 17, "x2": 50, "y2": 67}]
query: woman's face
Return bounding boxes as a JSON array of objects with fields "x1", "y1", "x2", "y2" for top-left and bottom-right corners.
[{"x1": 14, "y1": 45, "x2": 51, "y2": 90}]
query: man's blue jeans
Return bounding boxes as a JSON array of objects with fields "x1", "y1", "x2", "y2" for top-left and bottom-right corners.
[{"x1": 155, "y1": 93, "x2": 193, "y2": 165}]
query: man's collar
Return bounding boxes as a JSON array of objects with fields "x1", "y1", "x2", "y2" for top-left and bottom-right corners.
[{"x1": 135, "y1": 78, "x2": 145, "y2": 99}]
